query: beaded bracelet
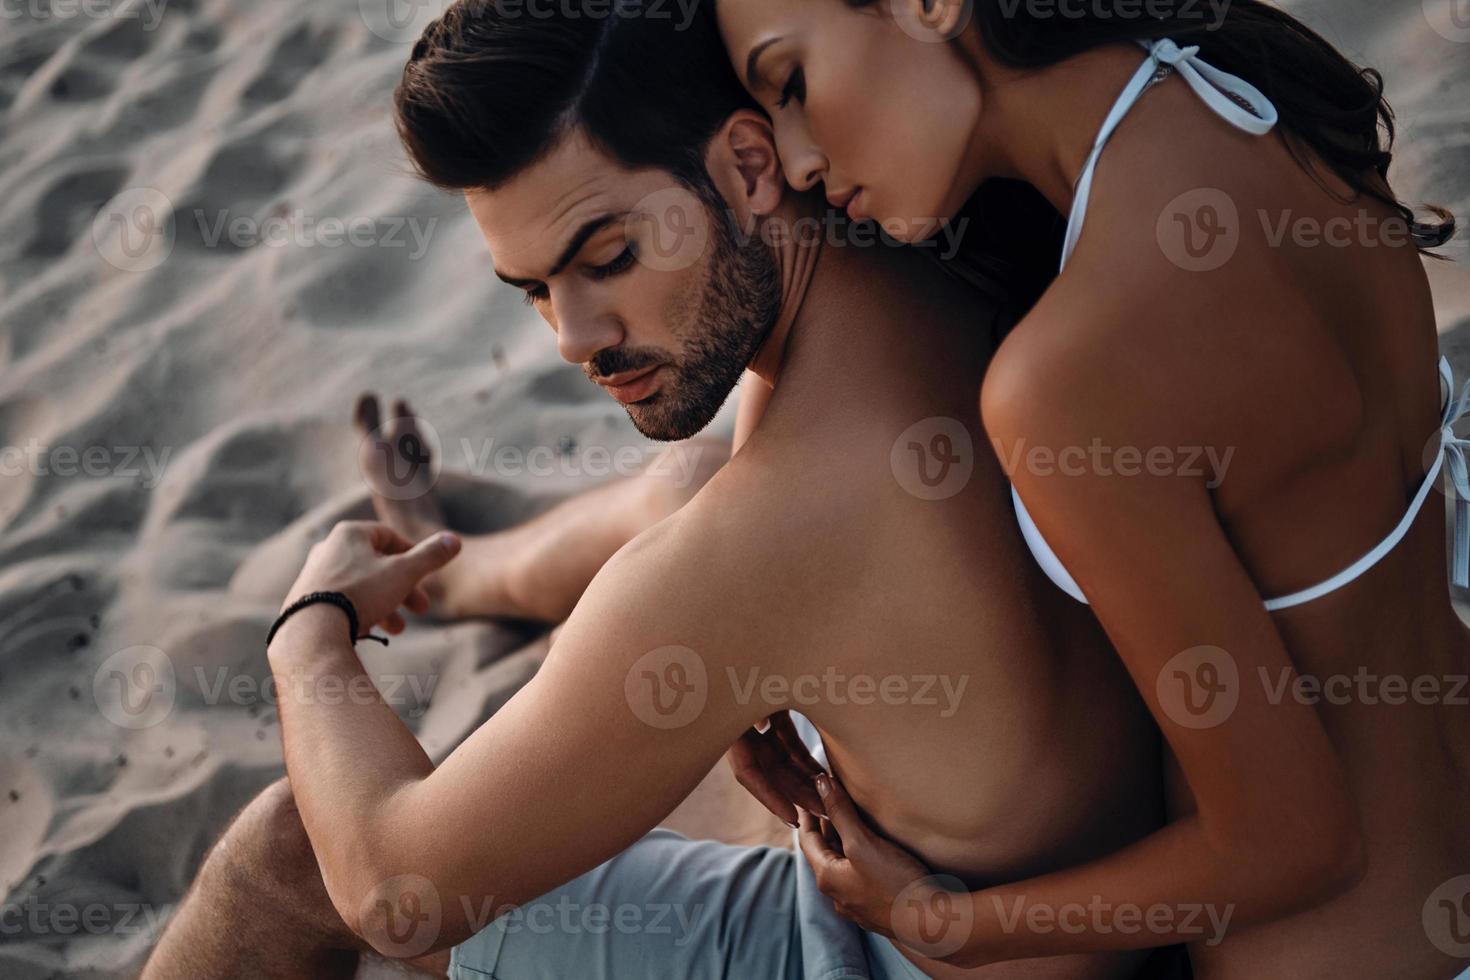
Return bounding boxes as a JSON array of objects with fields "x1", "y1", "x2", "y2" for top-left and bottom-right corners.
[{"x1": 266, "y1": 591, "x2": 389, "y2": 650}]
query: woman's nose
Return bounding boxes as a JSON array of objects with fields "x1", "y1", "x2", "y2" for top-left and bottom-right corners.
[{"x1": 774, "y1": 121, "x2": 826, "y2": 193}]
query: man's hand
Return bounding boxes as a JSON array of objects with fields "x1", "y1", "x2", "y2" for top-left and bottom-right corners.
[
  {"x1": 725, "y1": 710, "x2": 827, "y2": 827},
  {"x1": 279, "y1": 521, "x2": 462, "y2": 639}
]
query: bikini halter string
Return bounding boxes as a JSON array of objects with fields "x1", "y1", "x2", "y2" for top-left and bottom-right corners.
[{"x1": 1061, "y1": 37, "x2": 1280, "y2": 271}]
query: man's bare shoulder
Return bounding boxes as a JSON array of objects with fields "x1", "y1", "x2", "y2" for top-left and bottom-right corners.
[{"x1": 586, "y1": 450, "x2": 842, "y2": 642}]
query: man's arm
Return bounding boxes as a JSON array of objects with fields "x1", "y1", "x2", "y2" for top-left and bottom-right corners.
[
  {"x1": 442, "y1": 437, "x2": 728, "y2": 622},
  {"x1": 267, "y1": 514, "x2": 770, "y2": 959}
]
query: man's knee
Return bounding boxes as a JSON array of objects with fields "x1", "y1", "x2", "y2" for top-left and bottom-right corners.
[{"x1": 202, "y1": 777, "x2": 326, "y2": 909}]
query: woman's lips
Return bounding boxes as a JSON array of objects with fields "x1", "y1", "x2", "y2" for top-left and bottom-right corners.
[
  {"x1": 601, "y1": 365, "x2": 665, "y2": 405},
  {"x1": 845, "y1": 189, "x2": 866, "y2": 222}
]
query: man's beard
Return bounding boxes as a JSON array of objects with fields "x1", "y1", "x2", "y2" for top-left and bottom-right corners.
[{"x1": 588, "y1": 189, "x2": 781, "y2": 442}]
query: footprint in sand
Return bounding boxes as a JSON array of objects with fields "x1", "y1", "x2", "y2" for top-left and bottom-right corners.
[
  {"x1": 24, "y1": 165, "x2": 129, "y2": 261},
  {"x1": 242, "y1": 21, "x2": 339, "y2": 106}
]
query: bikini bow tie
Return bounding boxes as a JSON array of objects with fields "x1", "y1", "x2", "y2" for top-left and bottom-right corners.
[
  {"x1": 1440, "y1": 373, "x2": 1470, "y2": 588},
  {"x1": 1149, "y1": 39, "x2": 1202, "y2": 66}
]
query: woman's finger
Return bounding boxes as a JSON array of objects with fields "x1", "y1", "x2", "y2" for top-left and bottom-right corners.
[
  {"x1": 815, "y1": 774, "x2": 874, "y2": 854},
  {"x1": 727, "y1": 734, "x2": 799, "y2": 827},
  {"x1": 764, "y1": 752, "x2": 827, "y2": 816},
  {"x1": 769, "y1": 712, "x2": 826, "y2": 775},
  {"x1": 798, "y1": 807, "x2": 855, "y2": 897}
]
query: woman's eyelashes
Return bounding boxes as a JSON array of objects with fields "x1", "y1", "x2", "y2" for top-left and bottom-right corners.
[
  {"x1": 777, "y1": 66, "x2": 805, "y2": 109},
  {"x1": 519, "y1": 246, "x2": 638, "y2": 306}
]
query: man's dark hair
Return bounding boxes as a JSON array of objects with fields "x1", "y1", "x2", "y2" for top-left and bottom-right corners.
[{"x1": 395, "y1": 0, "x2": 759, "y2": 193}]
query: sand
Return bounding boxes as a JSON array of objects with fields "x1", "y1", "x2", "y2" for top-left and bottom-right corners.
[{"x1": 0, "y1": 0, "x2": 1465, "y2": 977}]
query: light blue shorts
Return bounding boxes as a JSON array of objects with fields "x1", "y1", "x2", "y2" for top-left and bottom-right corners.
[
  {"x1": 450, "y1": 714, "x2": 928, "y2": 979},
  {"x1": 448, "y1": 828, "x2": 928, "y2": 980}
]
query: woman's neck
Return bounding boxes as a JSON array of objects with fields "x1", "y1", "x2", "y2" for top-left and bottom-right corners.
[{"x1": 958, "y1": 40, "x2": 1153, "y2": 217}]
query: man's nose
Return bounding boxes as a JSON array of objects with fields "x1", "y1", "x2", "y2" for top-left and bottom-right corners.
[{"x1": 553, "y1": 290, "x2": 624, "y2": 367}]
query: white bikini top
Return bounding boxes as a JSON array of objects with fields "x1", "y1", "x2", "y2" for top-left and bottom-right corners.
[{"x1": 1011, "y1": 38, "x2": 1470, "y2": 611}]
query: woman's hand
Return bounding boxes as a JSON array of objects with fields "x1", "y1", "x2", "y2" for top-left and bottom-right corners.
[
  {"x1": 799, "y1": 773, "x2": 982, "y2": 964},
  {"x1": 725, "y1": 711, "x2": 828, "y2": 827},
  {"x1": 280, "y1": 521, "x2": 462, "y2": 639}
]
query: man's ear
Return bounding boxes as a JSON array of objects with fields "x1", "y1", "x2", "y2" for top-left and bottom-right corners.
[
  {"x1": 707, "y1": 110, "x2": 785, "y2": 222},
  {"x1": 893, "y1": 0, "x2": 969, "y2": 42}
]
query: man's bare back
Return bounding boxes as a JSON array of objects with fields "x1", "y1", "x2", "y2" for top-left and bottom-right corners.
[{"x1": 651, "y1": 231, "x2": 1162, "y2": 978}]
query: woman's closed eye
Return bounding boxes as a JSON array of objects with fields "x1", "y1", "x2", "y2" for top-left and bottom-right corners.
[{"x1": 777, "y1": 66, "x2": 805, "y2": 110}]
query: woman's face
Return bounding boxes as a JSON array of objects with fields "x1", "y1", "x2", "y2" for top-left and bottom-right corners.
[{"x1": 717, "y1": 0, "x2": 982, "y2": 243}]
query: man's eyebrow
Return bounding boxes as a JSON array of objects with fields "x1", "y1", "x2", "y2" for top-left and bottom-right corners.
[
  {"x1": 745, "y1": 36, "x2": 781, "y2": 90},
  {"x1": 494, "y1": 212, "x2": 626, "y2": 287}
]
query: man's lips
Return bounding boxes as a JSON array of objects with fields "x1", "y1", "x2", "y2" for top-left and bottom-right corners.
[{"x1": 595, "y1": 364, "x2": 665, "y2": 405}]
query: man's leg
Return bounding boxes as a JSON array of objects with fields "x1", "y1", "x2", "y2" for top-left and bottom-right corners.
[
  {"x1": 449, "y1": 829, "x2": 802, "y2": 980},
  {"x1": 355, "y1": 395, "x2": 728, "y2": 622},
  {"x1": 141, "y1": 779, "x2": 449, "y2": 980}
]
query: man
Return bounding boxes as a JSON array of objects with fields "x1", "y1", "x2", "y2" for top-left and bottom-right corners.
[{"x1": 142, "y1": 3, "x2": 1165, "y2": 978}]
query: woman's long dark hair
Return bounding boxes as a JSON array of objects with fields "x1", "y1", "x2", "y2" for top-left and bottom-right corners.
[
  {"x1": 876, "y1": 0, "x2": 1452, "y2": 243},
  {"x1": 854, "y1": 0, "x2": 1457, "y2": 315}
]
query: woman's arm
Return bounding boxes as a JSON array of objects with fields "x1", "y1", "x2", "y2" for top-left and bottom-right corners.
[
  {"x1": 799, "y1": 303, "x2": 1365, "y2": 965},
  {"x1": 967, "y1": 316, "x2": 1362, "y2": 961}
]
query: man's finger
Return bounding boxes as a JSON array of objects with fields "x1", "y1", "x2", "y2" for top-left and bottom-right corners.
[
  {"x1": 404, "y1": 586, "x2": 431, "y2": 615},
  {"x1": 396, "y1": 532, "x2": 462, "y2": 577},
  {"x1": 380, "y1": 612, "x2": 407, "y2": 635},
  {"x1": 368, "y1": 523, "x2": 415, "y2": 554}
]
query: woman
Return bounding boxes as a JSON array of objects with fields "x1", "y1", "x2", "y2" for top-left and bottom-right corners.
[{"x1": 715, "y1": 1, "x2": 1469, "y2": 976}]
